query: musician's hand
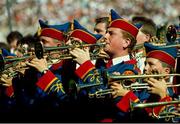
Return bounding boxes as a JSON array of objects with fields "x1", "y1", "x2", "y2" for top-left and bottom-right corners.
[
  {"x1": 110, "y1": 82, "x2": 130, "y2": 98},
  {"x1": 0, "y1": 74, "x2": 12, "y2": 87},
  {"x1": 70, "y1": 47, "x2": 90, "y2": 65},
  {"x1": 146, "y1": 78, "x2": 167, "y2": 98},
  {"x1": 98, "y1": 49, "x2": 110, "y2": 59},
  {"x1": 16, "y1": 61, "x2": 27, "y2": 74},
  {"x1": 26, "y1": 58, "x2": 48, "y2": 73}
]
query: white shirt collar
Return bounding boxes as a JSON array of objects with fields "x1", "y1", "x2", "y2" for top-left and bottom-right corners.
[{"x1": 112, "y1": 54, "x2": 130, "y2": 65}]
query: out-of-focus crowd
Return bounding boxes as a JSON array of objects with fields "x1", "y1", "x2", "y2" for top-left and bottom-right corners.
[{"x1": 0, "y1": 0, "x2": 179, "y2": 42}]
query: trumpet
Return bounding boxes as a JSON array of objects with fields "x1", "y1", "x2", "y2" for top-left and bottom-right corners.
[
  {"x1": 0, "y1": 54, "x2": 33, "y2": 71},
  {"x1": 77, "y1": 73, "x2": 180, "y2": 92},
  {"x1": 34, "y1": 39, "x2": 108, "y2": 65},
  {"x1": 123, "y1": 82, "x2": 180, "y2": 91},
  {"x1": 76, "y1": 82, "x2": 104, "y2": 91},
  {"x1": 0, "y1": 54, "x2": 36, "y2": 79},
  {"x1": 134, "y1": 43, "x2": 180, "y2": 49},
  {"x1": 130, "y1": 100, "x2": 180, "y2": 109},
  {"x1": 107, "y1": 73, "x2": 180, "y2": 80},
  {"x1": 88, "y1": 88, "x2": 114, "y2": 98},
  {"x1": 157, "y1": 111, "x2": 180, "y2": 119},
  {"x1": 88, "y1": 83, "x2": 180, "y2": 98},
  {"x1": 43, "y1": 42, "x2": 106, "y2": 51},
  {"x1": 130, "y1": 100, "x2": 180, "y2": 119}
]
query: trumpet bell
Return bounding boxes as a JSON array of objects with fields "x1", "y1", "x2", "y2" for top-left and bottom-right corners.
[{"x1": 34, "y1": 42, "x2": 44, "y2": 59}]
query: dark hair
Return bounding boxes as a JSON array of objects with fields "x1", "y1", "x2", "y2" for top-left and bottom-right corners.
[
  {"x1": 95, "y1": 17, "x2": 109, "y2": 28},
  {"x1": 17, "y1": 34, "x2": 38, "y2": 48},
  {"x1": 132, "y1": 16, "x2": 148, "y2": 24},
  {"x1": 132, "y1": 16, "x2": 157, "y2": 37},
  {"x1": 6, "y1": 31, "x2": 23, "y2": 44}
]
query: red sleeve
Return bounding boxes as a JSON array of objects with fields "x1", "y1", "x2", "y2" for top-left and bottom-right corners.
[
  {"x1": 116, "y1": 91, "x2": 139, "y2": 112},
  {"x1": 36, "y1": 70, "x2": 58, "y2": 92},
  {"x1": 75, "y1": 60, "x2": 95, "y2": 79},
  {"x1": 5, "y1": 85, "x2": 14, "y2": 97},
  {"x1": 152, "y1": 96, "x2": 172, "y2": 116}
]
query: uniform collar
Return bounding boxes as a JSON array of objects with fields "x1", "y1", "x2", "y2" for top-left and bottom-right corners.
[{"x1": 112, "y1": 54, "x2": 130, "y2": 66}]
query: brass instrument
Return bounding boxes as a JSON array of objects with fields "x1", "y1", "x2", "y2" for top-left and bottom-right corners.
[
  {"x1": 133, "y1": 43, "x2": 144, "y2": 50},
  {"x1": 130, "y1": 100, "x2": 180, "y2": 119},
  {"x1": 166, "y1": 25, "x2": 178, "y2": 43},
  {"x1": 0, "y1": 54, "x2": 35, "y2": 79},
  {"x1": 75, "y1": 72, "x2": 180, "y2": 98},
  {"x1": 124, "y1": 82, "x2": 180, "y2": 91},
  {"x1": 133, "y1": 24, "x2": 180, "y2": 58},
  {"x1": 76, "y1": 82, "x2": 104, "y2": 91},
  {"x1": 157, "y1": 111, "x2": 180, "y2": 119},
  {"x1": 159, "y1": 44, "x2": 180, "y2": 48},
  {"x1": 88, "y1": 88, "x2": 114, "y2": 98},
  {"x1": 130, "y1": 100, "x2": 180, "y2": 109},
  {"x1": 134, "y1": 43, "x2": 180, "y2": 49},
  {"x1": 34, "y1": 38, "x2": 108, "y2": 65},
  {"x1": 107, "y1": 73, "x2": 180, "y2": 80},
  {"x1": 43, "y1": 42, "x2": 106, "y2": 51},
  {"x1": 86, "y1": 72, "x2": 180, "y2": 98},
  {"x1": 88, "y1": 83, "x2": 180, "y2": 98}
]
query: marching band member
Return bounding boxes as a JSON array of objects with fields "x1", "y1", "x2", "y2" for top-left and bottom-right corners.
[
  {"x1": 11, "y1": 20, "x2": 71, "y2": 121},
  {"x1": 70, "y1": 9, "x2": 141, "y2": 122},
  {"x1": 133, "y1": 17, "x2": 157, "y2": 73},
  {"x1": 0, "y1": 48, "x2": 16, "y2": 119},
  {"x1": 142, "y1": 43, "x2": 179, "y2": 122},
  {"x1": 65, "y1": 19, "x2": 104, "y2": 122},
  {"x1": 94, "y1": 16, "x2": 109, "y2": 36},
  {"x1": 116, "y1": 42, "x2": 179, "y2": 122}
]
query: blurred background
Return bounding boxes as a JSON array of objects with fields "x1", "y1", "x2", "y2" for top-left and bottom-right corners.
[{"x1": 0, "y1": 0, "x2": 179, "y2": 43}]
